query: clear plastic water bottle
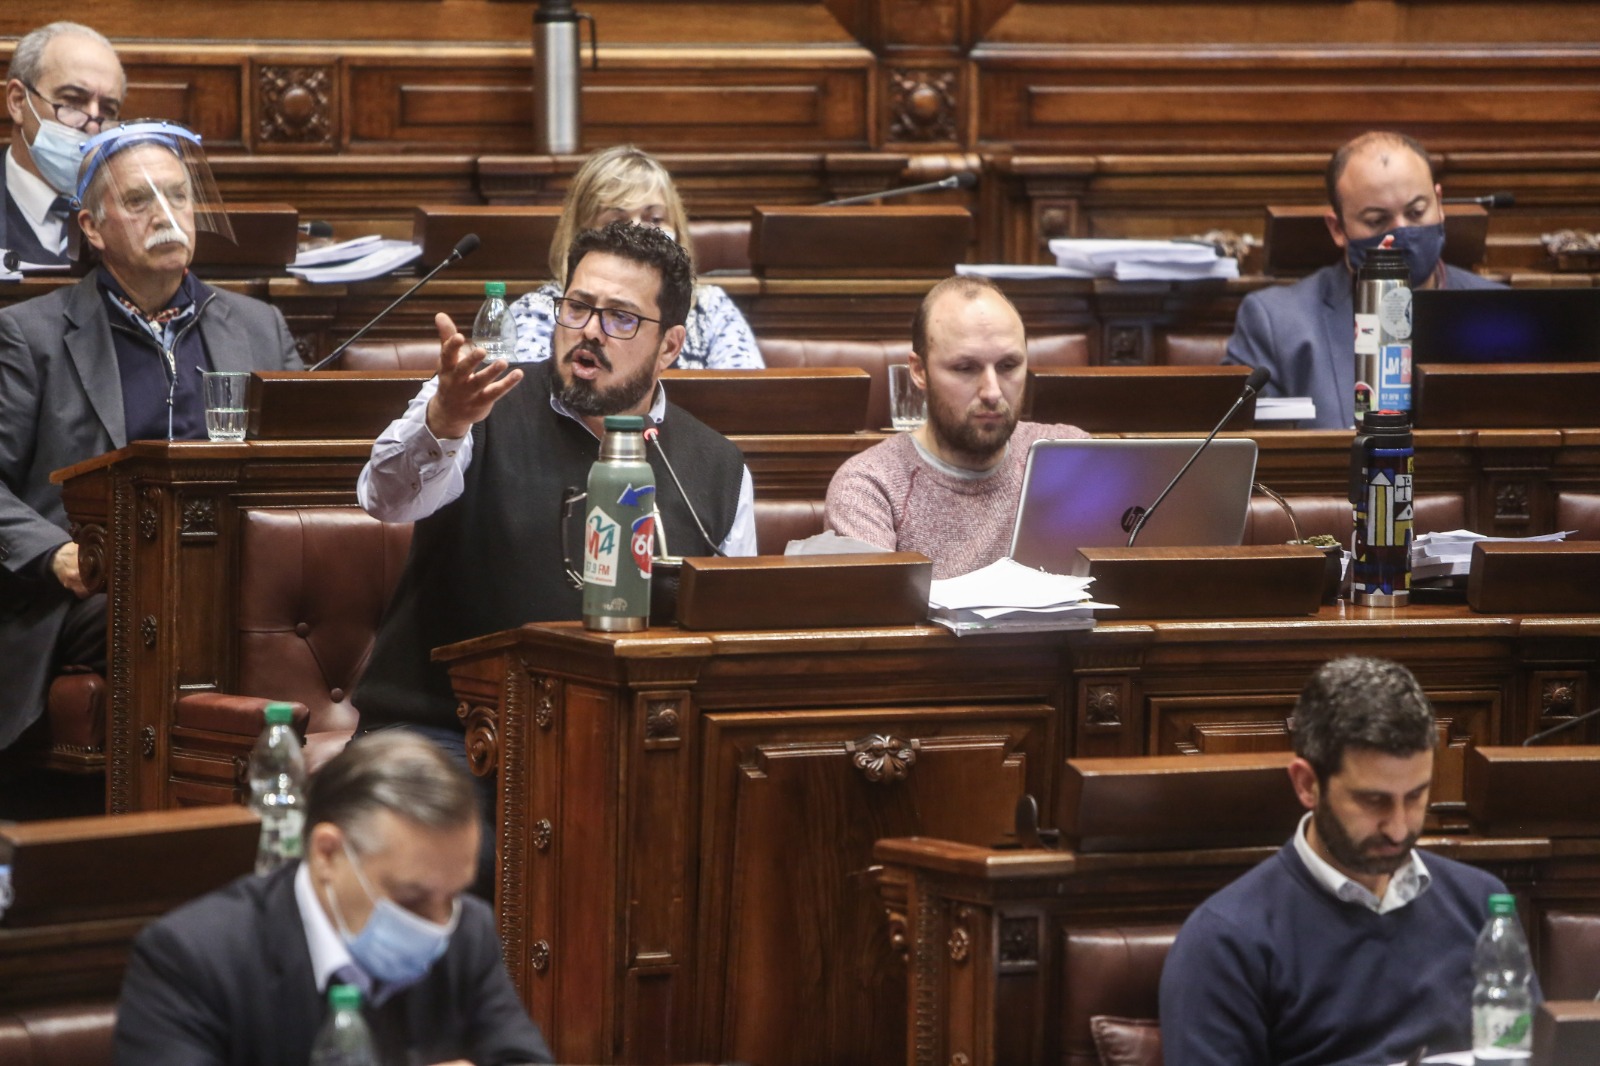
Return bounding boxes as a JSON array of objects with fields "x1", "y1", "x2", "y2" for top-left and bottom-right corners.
[
  {"x1": 248, "y1": 701, "x2": 305, "y2": 876},
  {"x1": 310, "y1": 984, "x2": 376, "y2": 1066},
  {"x1": 1472, "y1": 893, "x2": 1534, "y2": 1063},
  {"x1": 472, "y1": 281, "x2": 518, "y2": 364}
]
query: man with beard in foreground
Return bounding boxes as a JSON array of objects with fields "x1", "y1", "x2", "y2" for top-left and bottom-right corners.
[
  {"x1": 824, "y1": 274, "x2": 1087, "y2": 579},
  {"x1": 354, "y1": 221, "x2": 753, "y2": 889},
  {"x1": 1159, "y1": 657, "x2": 1528, "y2": 1066}
]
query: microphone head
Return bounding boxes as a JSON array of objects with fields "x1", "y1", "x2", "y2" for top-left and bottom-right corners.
[
  {"x1": 1244, "y1": 366, "x2": 1271, "y2": 394},
  {"x1": 452, "y1": 233, "x2": 482, "y2": 259},
  {"x1": 954, "y1": 172, "x2": 978, "y2": 190},
  {"x1": 304, "y1": 220, "x2": 334, "y2": 238},
  {"x1": 1487, "y1": 191, "x2": 1515, "y2": 209}
]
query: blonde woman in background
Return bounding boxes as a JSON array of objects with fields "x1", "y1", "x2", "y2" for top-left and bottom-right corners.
[{"x1": 509, "y1": 145, "x2": 764, "y2": 369}]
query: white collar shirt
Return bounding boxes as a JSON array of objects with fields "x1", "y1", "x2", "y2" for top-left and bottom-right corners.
[
  {"x1": 1291, "y1": 811, "x2": 1431, "y2": 915},
  {"x1": 5, "y1": 147, "x2": 68, "y2": 256}
]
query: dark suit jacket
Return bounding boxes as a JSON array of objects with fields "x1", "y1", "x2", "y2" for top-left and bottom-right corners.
[
  {"x1": 1224, "y1": 262, "x2": 1503, "y2": 430},
  {"x1": 0, "y1": 270, "x2": 300, "y2": 745},
  {"x1": 114, "y1": 863, "x2": 553, "y2": 1066},
  {"x1": 1, "y1": 148, "x2": 69, "y2": 268}
]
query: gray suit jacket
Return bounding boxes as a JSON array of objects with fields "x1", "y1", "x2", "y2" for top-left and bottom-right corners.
[
  {"x1": 1224, "y1": 262, "x2": 1503, "y2": 430},
  {"x1": 0, "y1": 271, "x2": 300, "y2": 744}
]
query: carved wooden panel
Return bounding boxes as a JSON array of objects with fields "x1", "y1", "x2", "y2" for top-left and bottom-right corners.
[
  {"x1": 252, "y1": 60, "x2": 339, "y2": 152},
  {"x1": 886, "y1": 63, "x2": 963, "y2": 145},
  {"x1": 123, "y1": 65, "x2": 248, "y2": 151},
  {"x1": 698, "y1": 703, "x2": 1053, "y2": 1066}
]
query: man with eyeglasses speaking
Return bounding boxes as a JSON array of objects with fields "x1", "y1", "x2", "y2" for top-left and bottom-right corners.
[
  {"x1": 3, "y1": 22, "x2": 125, "y2": 268},
  {"x1": 0, "y1": 119, "x2": 299, "y2": 753},
  {"x1": 353, "y1": 221, "x2": 754, "y2": 886}
]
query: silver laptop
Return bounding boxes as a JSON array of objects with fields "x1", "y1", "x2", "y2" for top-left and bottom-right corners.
[{"x1": 1010, "y1": 438, "x2": 1259, "y2": 575}]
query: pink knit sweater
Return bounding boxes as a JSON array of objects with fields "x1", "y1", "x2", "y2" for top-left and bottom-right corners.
[{"x1": 824, "y1": 422, "x2": 1089, "y2": 579}]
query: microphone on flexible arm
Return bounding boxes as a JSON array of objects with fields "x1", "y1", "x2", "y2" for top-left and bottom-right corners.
[
  {"x1": 1522, "y1": 705, "x2": 1600, "y2": 746},
  {"x1": 820, "y1": 172, "x2": 977, "y2": 207},
  {"x1": 298, "y1": 220, "x2": 335, "y2": 237},
  {"x1": 1125, "y1": 366, "x2": 1271, "y2": 547},
  {"x1": 1442, "y1": 192, "x2": 1515, "y2": 209},
  {"x1": 306, "y1": 232, "x2": 481, "y2": 371},
  {"x1": 642, "y1": 426, "x2": 728, "y2": 557}
]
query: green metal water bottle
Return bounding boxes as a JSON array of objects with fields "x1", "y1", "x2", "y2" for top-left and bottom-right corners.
[{"x1": 582, "y1": 415, "x2": 655, "y2": 631}]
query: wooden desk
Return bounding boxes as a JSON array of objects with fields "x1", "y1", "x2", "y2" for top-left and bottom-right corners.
[
  {"x1": 53, "y1": 441, "x2": 373, "y2": 813},
  {"x1": 435, "y1": 613, "x2": 1599, "y2": 1066}
]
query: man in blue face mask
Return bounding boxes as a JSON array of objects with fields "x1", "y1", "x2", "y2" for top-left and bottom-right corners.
[
  {"x1": 115, "y1": 731, "x2": 554, "y2": 1066},
  {"x1": 3, "y1": 22, "x2": 124, "y2": 268},
  {"x1": 1224, "y1": 131, "x2": 1503, "y2": 429}
]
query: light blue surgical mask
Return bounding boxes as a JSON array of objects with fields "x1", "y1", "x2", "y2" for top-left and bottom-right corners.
[
  {"x1": 328, "y1": 840, "x2": 460, "y2": 989},
  {"x1": 24, "y1": 94, "x2": 90, "y2": 196}
]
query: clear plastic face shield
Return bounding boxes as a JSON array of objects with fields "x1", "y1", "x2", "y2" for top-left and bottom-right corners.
[{"x1": 73, "y1": 121, "x2": 234, "y2": 250}]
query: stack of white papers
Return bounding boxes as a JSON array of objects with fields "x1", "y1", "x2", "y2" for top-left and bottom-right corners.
[
  {"x1": 928, "y1": 558, "x2": 1114, "y2": 636},
  {"x1": 955, "y1": 263, "x2": 1100, "y2": 281},
  {"x1": 1047, "y1": 238, "x2": 1240, "y2": 282},
  {"x1": 1255, "y1": 397, "x2": 1318, "y2": 423},
  {"x1": 288, "y1": 238, "x2": 422, "y2": 283},
  {"x1": 1412, "y1": 529, "x2": 1574, "y2": 581}
]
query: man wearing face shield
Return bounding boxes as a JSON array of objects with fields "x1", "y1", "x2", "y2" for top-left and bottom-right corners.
[
  {"x1": 3, "y1": 22, "x2": 124, "y2": 268},
  {"x1": 1224, "y1": 131, "x2": 1503, "y2": 429},
  {"x1": 115, "y1": 730, "x2": 554, "y2": 1066},
  {"x1": 0, "y1": 120, "x2": 300, "y2": 752}
]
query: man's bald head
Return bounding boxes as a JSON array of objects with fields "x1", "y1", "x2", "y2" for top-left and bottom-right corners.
[{"x1": 1325, "y1": 132, "x2": 1435, "y2": 223}]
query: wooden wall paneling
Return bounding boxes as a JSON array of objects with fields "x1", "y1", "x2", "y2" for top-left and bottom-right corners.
[
  {"x1": 208, "y1": 155, "x2": 480, "y2": 229},
  {"x1": 971, "y1": 46, "x2": 1600, "y2": 155},
  {"x1": 696, "y1": 702, "x2": 1055, "y2": 1066},
  {"x1": 250, "y1": 56, "x2": 341, "y2": 154},
  {"x1": 345, "y1": 52, "x2": 538, "y2": 151},
  {"x1": 123, "y1": 61, "x2": 250, "y2": 151}
]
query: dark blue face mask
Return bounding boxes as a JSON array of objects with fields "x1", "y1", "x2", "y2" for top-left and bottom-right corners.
[{"x1": 1345, "y1": 222, "x2": 1446, "y2": 287}]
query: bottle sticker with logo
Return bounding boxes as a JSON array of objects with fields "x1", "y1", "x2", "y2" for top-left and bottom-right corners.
[
  {"x1": 1377, "y1": 343, "x2": 1412, "y2": 411},
  {"x1": 584, "y1": 507, "x2": 620, "y2": 587},
  {"x1": 1380, "y1": 286, "x2": 1413, "y2": 340},
  {"x1": 1354, "y1": 313, "x2": 1381, "y2": 356},
  {"x1": 631, "y1": 514, "x2": 655, "y2": 579}
]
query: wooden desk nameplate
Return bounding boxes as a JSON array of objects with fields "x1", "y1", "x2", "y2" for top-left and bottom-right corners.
[
  {"x1": 1027, "y1": 365, "x2": 1256, "y2": 432},
  {"x1": 247, "y1": 370, "x2": 431, "y2": 440},
  {"x1": 660, "y1": 367, "x2": 870, "y2": 435},
  {"x1": 1076, "y1": 545, "x2": 1326, "y2": 619},
  {"x1": 1467, "y1": 541, "x2": 1600, "y2": 613},
  {"x1": 413, "y1": 204, "x2": 563, "y2": 276},
  {"x1": 675, "y1": 551, "x2": 931, "y2": 630},
  {"x1": 1464, "y1": 746, "x2": 1600, "y2": 838},
  {"x1": 1414, "y1": 364, "x2": 1600, "y2": 429},
  {"x1": 748, "y1": 205, "x2": 972, "y2": 278},
  {"x1": 193, "y1": 203, "x2": 300, "y2": 272}
]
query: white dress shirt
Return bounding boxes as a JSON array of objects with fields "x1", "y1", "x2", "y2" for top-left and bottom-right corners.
[
  {"x1": 4, "y1": 148, "x2": 68, "y2": 258},
  {"x1": 1291, "y1": 811, "x2": 1432, "y2": 915},
  {"x1": 357, "y1": 375, "x2": 757, "y2": 556}
]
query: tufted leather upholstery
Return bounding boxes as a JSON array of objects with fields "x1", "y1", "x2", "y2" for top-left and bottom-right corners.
[
  {"x1": 760, "y1": 333, "x2": 1090, "y2": 431},
  {"x1": 171, "y1": 507, "x2": 413, "y2": 772},
  {"x1": 0, "y1": 1003, "x2": 117, "y2": 1066},
  {"x1": 688, "y1": 220, "x2": 753, "y2": 274},
  {"x1": 1061, "y1": 926, "x2": 1178, "y2": 1066},
  {"x1": 1556, "y1": 493, "x2": 1600, "y2": 540},
  {"x1": 1243, "y1": 492, "x2": 1466, "y2": 545}
]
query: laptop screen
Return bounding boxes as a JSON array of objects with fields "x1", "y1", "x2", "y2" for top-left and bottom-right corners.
[
  {"x1": 1412, "y1": 288, "x2": 1600, "y2": 365},
  {"x1": 1010, "y1": 438, "x2": 1260, "y2": 576}
]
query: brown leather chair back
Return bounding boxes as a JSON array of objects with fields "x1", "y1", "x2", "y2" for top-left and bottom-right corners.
[
  {"x1": 1541, "y1": 910, "x2": 1600, "y2": 1000},
  {"x1": 339, "y1": 340, "x2": 439, "y2": 372},
  {"x1": 1556, "y1": 493, "x2": 1600, "y2": 540},
  {"x1": 0, "y1": 1003, "x2": 117, "y2": 1066},
  {"x1": 235, "y1": 508, "x2": 413, "y2": 739},
  {"x1": 1061, "y1": 925, "x2": 1178, "y2": 1066},
  {"x1": 1159, "y1": 334, "x2": 1229, "y2": 367},
  {"x1": 753, "y1": 499, "x2": 827, "y2": 555},
  {"x1": 759, "y1": 334, "x2": 1091, "y2": 431},
  {"x1": 689, "y1": 220, "x2": 753, "y2": 274},
  {"x1": 1243, "y1": 492, "x2": 1467, "y2": 545}
]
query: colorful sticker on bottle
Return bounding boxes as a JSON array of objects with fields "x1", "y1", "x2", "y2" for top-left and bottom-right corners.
[
  {"x1": 584, "y1": 507, "x2": 620, "y2": 587},
  {"x1": 1377, "y1": 343, "x2": 1412, "y2": 411},
  {"x1": 631, "y1": 514, "x2": 655, "y2": 579},
  {"x1": 1380, "y1": 286, "x2": 1413, "y2": 340},
  {"x1": 1354, "y1": 313, "x2": 1380, "y2": 356}
]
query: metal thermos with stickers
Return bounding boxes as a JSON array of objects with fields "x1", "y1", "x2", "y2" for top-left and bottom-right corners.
[
  {"x1": 582, "y1": 415, "x2": 656, "y2": 632},
  {"x1": 1349, "y1": 410, "x2": 1414, "y2": 607},
  {"x1": 1353, "y1": 247, "x2": 1413, "y2": 426}
]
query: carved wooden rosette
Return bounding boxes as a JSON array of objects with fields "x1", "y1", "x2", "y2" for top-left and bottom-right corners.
[
  {"x1": 847, "y1": 733, "x2": 921, "y2": 783},
  {"x1": 73, "y1": 521, "x2": 108, "y2": 595},
  {"x1": 458, "y1": 700, "x2": 500, "y2": 777},
  {"x1": 888, "y1": 66, "x2": 961, "y2": 145},
  {"x1": 1495, "y1": 480, "x2": 1531, "y2": 523},
  {"x1": 254, "y1": 62, "x2": 337, "y2": 151}
]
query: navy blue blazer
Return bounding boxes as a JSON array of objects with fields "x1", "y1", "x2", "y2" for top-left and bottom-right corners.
[
  {"x1": 1224, "y1": 262, "x2": 1503, "y2": 430},
  {"x1": 114, "y1": 863, "x2": 554, "y2": 1066},
  {"x1": 1, "y1": 148, "x2": 70, "y2": 267}
]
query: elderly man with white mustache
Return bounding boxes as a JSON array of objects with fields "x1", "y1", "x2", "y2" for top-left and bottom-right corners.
[{"x1": 0, "y1": 120, "x2": 299, "y2": 752}]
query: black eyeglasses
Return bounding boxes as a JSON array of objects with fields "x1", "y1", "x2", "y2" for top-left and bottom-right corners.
[
  {"x1": 553, "y1": 297, "x2": 660, "y2": 341},
  {"x1": 24, "y1": 81, "x2": 121, "y2": 132}
]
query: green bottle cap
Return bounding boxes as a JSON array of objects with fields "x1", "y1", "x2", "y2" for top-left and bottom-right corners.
[
  {"x1": 603, "y1": 415, "x2": 646, "y2": 432},
  {"x1": 484, "y1": 281, "x2": 506, "y2": 298},
  {"x1": 1488, "y1": 893, "x2": 1517, "y2": 916},
  {"x1": 328, "y1": 983, "x2": 362, "y2": 1010},
  {"x1": 264, "y1": 702, "x2": 294, "y2": 726}
]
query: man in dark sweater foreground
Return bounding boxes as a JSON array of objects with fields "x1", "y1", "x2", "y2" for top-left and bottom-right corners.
[{"x1": 1159, "y1": 657, "x2": 1522, "y2": 1066}]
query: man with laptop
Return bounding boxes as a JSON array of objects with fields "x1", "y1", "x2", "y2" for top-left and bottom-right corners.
[
  {"x1": 824, "y1": 275, "x2": 1089, "y2": 579},
  {"x1": 1224, "y1": 131, "x2": 1501, "y2": 429}
]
